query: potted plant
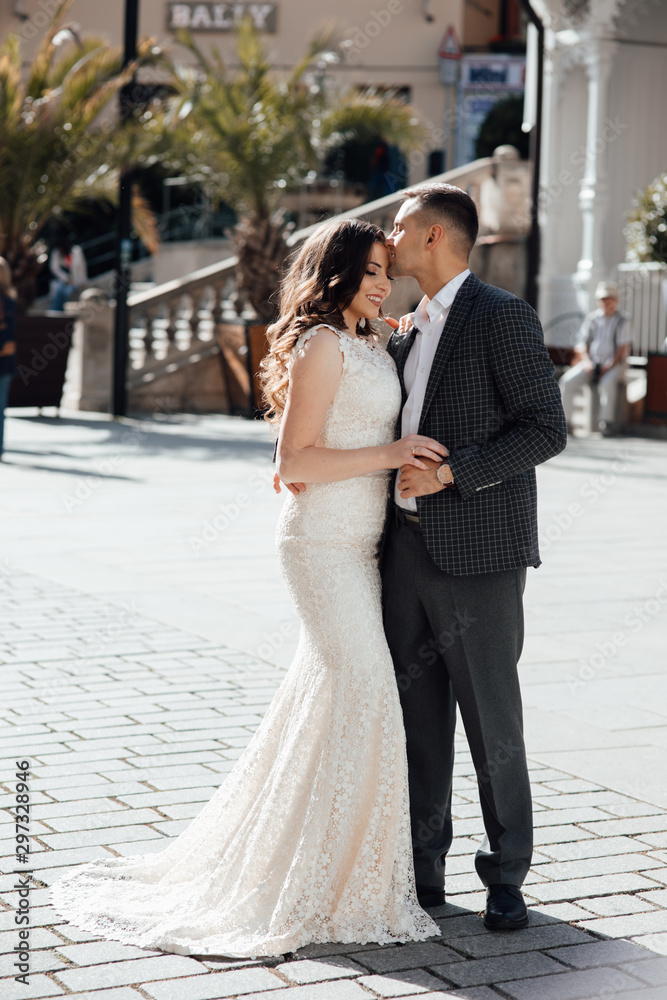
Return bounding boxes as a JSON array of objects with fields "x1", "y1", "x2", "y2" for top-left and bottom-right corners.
[
  {"x1": 0, "y1": 0, "x2": 161, "y2": 408},
  {"x1": 164, "y1": 19, "x2": 426, "y2": 411}
]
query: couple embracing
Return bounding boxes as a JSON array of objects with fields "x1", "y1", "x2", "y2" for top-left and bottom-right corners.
[{"x1": 51, "y1": 184, "x2": 567, "y2": 958}]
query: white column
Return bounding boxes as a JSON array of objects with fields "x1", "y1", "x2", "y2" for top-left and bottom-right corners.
[
  {"x1": 535, "y1": 28, "x2": 556, "y2": 323},
  {"x1": 574, "y1": 37, "x2": 616, "y2": 312}
]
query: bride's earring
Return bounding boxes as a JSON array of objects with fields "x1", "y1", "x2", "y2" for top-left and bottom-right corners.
[{"x1": 359, "y1": 318, "x2": 366, "y2": 329}]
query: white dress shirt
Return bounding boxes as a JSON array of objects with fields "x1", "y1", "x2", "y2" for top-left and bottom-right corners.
[
  {"x1": 394, "y1": 268, "x2": 470, "y2": 511},
  {"x1": 581, "y1": 312, "x2": 630, "y2": 366}
]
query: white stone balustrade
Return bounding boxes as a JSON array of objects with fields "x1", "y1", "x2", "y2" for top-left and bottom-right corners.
[{"x1": 65, "y1": 152, "x2": 531, "y2": 414}]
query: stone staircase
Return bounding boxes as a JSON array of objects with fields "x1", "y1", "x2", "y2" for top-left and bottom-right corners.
[{"x1": 64, "y1": 149, "x2": 532, "y2": 415}]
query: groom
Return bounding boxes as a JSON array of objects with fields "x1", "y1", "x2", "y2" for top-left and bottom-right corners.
[{"x1": 382, "y1": 183, "x2": 566, "y2": 929}]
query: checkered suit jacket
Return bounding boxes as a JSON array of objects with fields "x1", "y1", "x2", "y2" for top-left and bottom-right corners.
[{"x1": 386, "y1": 272, "x2": 567, "y2": 576}]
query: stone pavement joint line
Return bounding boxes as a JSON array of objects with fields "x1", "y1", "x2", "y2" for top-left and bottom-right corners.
[
  {"x1": 1, "y1": 417, "x2": 667, "y2": 998},
  {"x1": 1, "y1": 572, "x2": 666, "y2": 998}
]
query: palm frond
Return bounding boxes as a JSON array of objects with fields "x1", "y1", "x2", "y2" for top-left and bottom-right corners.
[
  {"x1": 130, "y1": 185, "x2": 160, "y2": 255},
  {"x1": 48, "y1": 36, "x2": 121, "y2": 91},
  {"x1": 287, "y1": 25, "x2": 340, "y2": 87},
  {"x1": 25, "y1": 0, "x2": 75, "y2": 99},
  {"x1": 173, "y1": 28, "x2": 217, "y2": 77},
  {"x1": 0, "y1": 34, "x2": 23, "y2": 131},
  {"x1": 171, "y1": 17, "x2": 427, "y2": 225},
  {"x1": 235, "y1": 13, "x2": 268, "y2": 76},
  {"x1": 58, "y1": 43, "x2": 126, "y2": 109},
  {"x1": 0, "y1": 3, "x2": 167, "y2": 307},
  {"x1": 0, "y1": 28, "x2": 21, "y2": 60},
  {"x1": 320, "y1": 95, "x2": 427, "y2": 153}
]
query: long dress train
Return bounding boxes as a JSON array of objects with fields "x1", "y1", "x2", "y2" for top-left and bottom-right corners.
[{"x1": 49, "y1": 324, "x2": 440, "y2": 958}]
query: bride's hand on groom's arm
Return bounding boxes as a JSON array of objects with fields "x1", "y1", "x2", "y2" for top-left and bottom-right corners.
[
  {"x1": 398, "y1": 455, "x2": 448, "y2": 498},
  {"x1": 388, "y1": 434, "x2": 447, "y2": 471}
]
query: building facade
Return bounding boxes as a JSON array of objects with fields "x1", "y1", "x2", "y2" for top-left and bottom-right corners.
[
  {"x1": 4, "y1": 0, "x2": 473, "y2": 186},
  {"x1": 3, "y1": 0, "x2": 532, "y2": 178},
  {"x1": 534, "y1": 0, "x2": 667, "y2": 333}
]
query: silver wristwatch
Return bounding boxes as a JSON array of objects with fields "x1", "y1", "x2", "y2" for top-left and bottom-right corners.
[{"x1": 436, "y1": 463, "x2": 455, "y2": 487}]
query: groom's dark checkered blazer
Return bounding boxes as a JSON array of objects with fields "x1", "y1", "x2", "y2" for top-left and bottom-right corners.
[{"x1": 386, "y1": 272, "x2": 567, "y2": 576}]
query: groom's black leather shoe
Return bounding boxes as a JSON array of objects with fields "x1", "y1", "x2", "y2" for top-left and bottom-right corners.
[
  {"x1": 416, "y1": 884, "x2": 446, "y2": 908},
  {"x1": 483, "y1": 884, "x2": 528, "y2": 929}
]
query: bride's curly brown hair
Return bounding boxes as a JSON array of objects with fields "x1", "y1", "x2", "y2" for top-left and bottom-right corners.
[{"x1": 259, "y1": 218, "x2": 388, "y2": 424}]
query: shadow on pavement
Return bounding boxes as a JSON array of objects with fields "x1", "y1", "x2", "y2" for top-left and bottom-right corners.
[
  {"x1": 286, "y1": 904, "x2": 667, "y2": 999},
  {"x1": 6, "y1": 412, "x2": 275, "y2": 464}
]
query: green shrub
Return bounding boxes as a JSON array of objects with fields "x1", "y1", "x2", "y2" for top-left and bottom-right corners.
[
  {"x1": 474, "y1": 95, "x2": 529, "y2": 160},
  {"x1": 624, "y1": 172, "x2": 667, "y2": 265}
]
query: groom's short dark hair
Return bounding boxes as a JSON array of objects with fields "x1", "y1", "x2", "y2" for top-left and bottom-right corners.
[{"x1": 401, "y1": 183, "x2": 479, "y2": 259}]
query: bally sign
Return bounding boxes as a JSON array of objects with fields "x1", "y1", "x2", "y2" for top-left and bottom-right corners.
[{"x1": 167, "y1": 3, "x2": 277, "y2": 32}]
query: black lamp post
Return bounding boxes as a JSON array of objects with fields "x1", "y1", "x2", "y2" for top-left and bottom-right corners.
[
  {"x1": 517, "y1": 0, "x2": 544, "y2": 311},
  {"x1": 112, "y1": 0, "x2": 140, "y2": 417}
]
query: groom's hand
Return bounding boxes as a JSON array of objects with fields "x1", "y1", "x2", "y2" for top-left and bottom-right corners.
[
  {"x1": 397, "y1": 455, "x2": 449, "y2": 498},
  {"x1": 273, "y1": 473, "x2": 306, "y2": 496}
]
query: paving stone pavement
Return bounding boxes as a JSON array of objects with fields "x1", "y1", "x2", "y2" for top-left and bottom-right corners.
[{"x1": 1, "y1": 410, "x2": 666, "y2": 999}]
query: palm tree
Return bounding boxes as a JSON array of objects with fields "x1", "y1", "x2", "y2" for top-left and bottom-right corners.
[
  {"x1": 168, "y1": 19, "x2": 427, "y2": 320},
  {"x1": 0, "y1": 0, "x2": 161, "y2": 310}
]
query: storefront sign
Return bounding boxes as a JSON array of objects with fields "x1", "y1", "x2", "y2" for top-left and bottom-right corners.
[
  {"x1": 459, "y1": 55, "x2": 525, "y2": 91},
  {"x1": 167, "y1": 3, "x2": 277, "y2": 32},
  {"x1": 454, "y1": 56, "x2": 525, "y2": 167}
]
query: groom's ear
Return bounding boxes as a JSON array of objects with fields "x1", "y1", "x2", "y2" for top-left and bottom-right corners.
[{"x1": 425, "y1": 224, "x2": 445, "y2": 251}]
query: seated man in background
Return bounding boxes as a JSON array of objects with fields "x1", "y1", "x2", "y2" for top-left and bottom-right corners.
[{"x1": 559, "y1": 281, "x2": 631, "y2": 436}]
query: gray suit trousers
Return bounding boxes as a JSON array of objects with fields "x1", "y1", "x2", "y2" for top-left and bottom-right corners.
[{"x1": 382, "y1": 507, "x2": 533, "y2": 890}]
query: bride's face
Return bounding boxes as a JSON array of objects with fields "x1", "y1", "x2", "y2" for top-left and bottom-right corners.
[{"x1": 346, "y1": 242, "x2": 392, "y2": 325}]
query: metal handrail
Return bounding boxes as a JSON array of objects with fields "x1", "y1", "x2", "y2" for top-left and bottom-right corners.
[{"x1": 543, "y1": 310, "x2": 584, "y2": 333}]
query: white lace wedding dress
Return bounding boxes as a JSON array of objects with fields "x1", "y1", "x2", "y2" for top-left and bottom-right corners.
[{"x1": 49, "y1": 324, "x2": 440, "y2": 958}]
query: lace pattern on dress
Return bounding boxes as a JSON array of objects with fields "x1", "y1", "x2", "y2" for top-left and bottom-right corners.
[{"x1": 49, "y1": 321, "x2": 439, "y2": 958}]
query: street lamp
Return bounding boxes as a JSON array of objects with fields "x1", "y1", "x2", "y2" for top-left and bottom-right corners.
[
  {"x1": 112, "y1": 0, "x2": 140, "y2": 417},
  {"x1": 517, "y1": 0, "x2": 544, "y2": 311}
]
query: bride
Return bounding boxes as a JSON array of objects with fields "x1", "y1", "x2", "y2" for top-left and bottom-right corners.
[{"x1": 49, "y1": 218, "x2": 447, "y2": 959}]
